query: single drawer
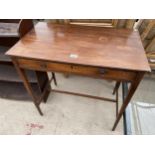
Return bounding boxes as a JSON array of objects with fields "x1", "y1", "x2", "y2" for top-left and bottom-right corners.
[{"x1": 16, "y1": 58, "x2": 136, "y2": 81}]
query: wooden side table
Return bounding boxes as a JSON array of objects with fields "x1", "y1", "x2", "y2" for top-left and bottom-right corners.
[{"x1": 6, "y1": 22, "x2": 151, "y2": 130}]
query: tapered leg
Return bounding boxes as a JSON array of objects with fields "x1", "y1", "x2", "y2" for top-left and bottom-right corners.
[
  {"x1": 113, "y1": 81, "x2": 121, "y2": 95},
  {"x1": 113, "y1": 81, "x2": 120, "y2": 117},
  {"x1": 35, "y1": 71, "x2": 51, "y2": 103},
  {"x1": 12, "y1": 58, "x2": 43, "y2": 115},
  {"x1": 52, "y1": 72, "x2": 57, "y2": 86},
  {"x1": 112, "y1": 72, "x2": 144, "y2": 131},
  {"x1": 116, "y1": 88, "x2": 119, "y2": 117}
]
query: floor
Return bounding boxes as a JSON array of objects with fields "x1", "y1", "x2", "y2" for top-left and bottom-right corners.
[
  {"x1": 0, "y1": 73, "x2": 123, "y2": 135},
  {"x1": 0, "y1": 73, "x2": 154, "y2": 135}
]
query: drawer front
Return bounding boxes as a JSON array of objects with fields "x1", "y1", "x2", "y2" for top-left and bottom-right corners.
[{"x1": 17, "y1": 58, "x2": 136, "y2": 81}]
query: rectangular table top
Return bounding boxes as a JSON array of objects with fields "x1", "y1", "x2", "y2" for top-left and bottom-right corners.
[{"x1": 6, "y1": 22, "x2": 151, "y2": 72}]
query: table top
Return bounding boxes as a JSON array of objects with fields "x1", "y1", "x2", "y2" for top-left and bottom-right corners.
[{"x1": 6, "y1": 22, "x2": 151, "y2": 72}]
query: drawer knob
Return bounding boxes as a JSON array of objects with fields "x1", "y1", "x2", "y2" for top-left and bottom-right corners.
[{"x1": 99, "y1": 68, "x2": 107, "y2": 74}]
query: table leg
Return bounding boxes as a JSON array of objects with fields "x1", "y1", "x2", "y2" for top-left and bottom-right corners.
[
  {"x1": 12, "y1": 58, "x2": 43, "y2": 116},
  {"x1": 116, "y1": 88, "x2": 119, "y2": 117},
  {"x1": 112, "y1": 72, "x2": 144, "y2": 131},
  {"x1": 113, "y1": 81, "x2": 120, "y2": 117},
  {"x1": 113, "y1": 81, "x2": 121, "y2": 95},
  {"x1": 35, "y1": 71, "x2": 51, "y2": 103},
  {"x1": 52, "y1": 72, "x2": 57, "y2": 86}
]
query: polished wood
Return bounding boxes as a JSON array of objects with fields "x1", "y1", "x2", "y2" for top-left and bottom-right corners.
[
  {"x1": 18, "y1": 19, "x2": 34, "y2": 37},
  {"x1": 6, "y1": 22, "x2": 151, "y2": 130},
  {"x1": 15, "y1": 58, "x2": 137, "y2": 82},
  {"x1": 7, "y1": 22, "x2": 150, "y2": 72}
]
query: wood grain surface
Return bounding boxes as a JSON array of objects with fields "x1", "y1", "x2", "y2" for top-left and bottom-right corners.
[{"x1": 6, "y1": 22, "x2": 150, "y2": 72}]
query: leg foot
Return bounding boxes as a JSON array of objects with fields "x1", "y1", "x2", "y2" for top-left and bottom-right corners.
[{"x1": 35, "y1": 105, "x2": 43, "y2": 116}]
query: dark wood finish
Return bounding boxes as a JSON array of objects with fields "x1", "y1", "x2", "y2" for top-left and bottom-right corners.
[
  {"x1": 6, "y1": 22, "x2": 150, "y2": 130},
  {"x1": 7, "y1": 22, "x2": 150, "y2": 72},
  {"x1": 15, "y1": 58, "x2": 137, "y2": 82},
  {"x1": 18, "y1": 19, "x2": 34, "y2": 37}
]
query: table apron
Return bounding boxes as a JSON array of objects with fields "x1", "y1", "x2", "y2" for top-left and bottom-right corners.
[{"x1": 15, "y1": 58, "x2": 137, "y2": 82}]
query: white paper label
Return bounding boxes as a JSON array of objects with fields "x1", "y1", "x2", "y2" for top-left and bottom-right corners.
[{"x1": 69, "y1": 54, "x2": 78, "y2": 59}]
